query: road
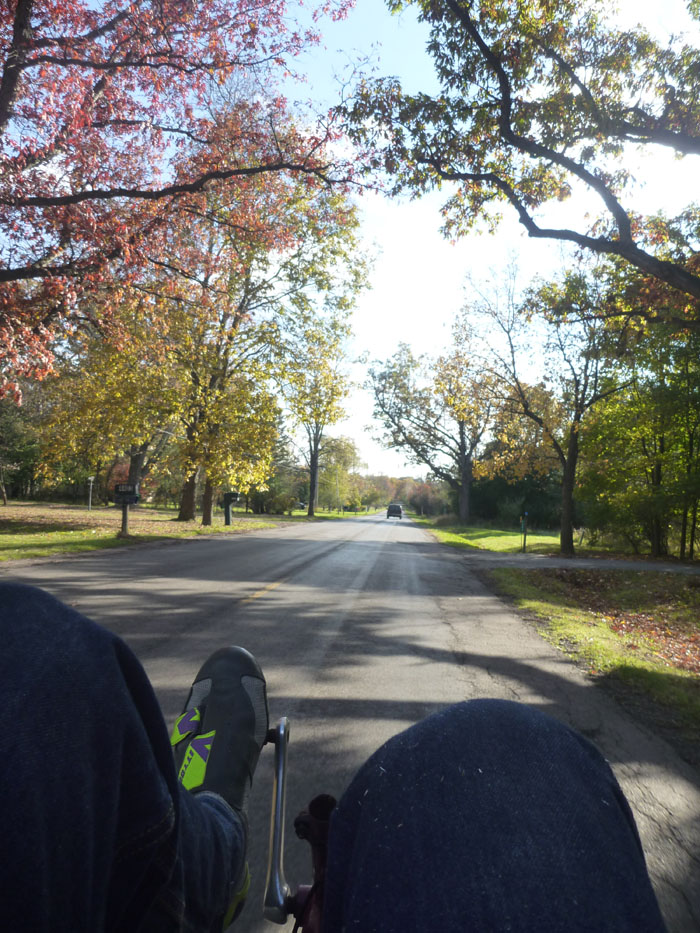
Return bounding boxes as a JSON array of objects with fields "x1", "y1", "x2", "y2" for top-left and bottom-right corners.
[{"x1": 3, "y1": 514, "x2": 700, "y2": 930}]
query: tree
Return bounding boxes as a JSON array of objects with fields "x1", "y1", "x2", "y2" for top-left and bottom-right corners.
[
  {"x1": 359, "y1": 473, "x2": 401, "y2": 508},
  {"x1": 185, "y1": 373, "x2": 280, "y2": 525},
  {"x1": 346, "y1": 0, "x2": 700, "y2": 322},
  {"x1": 92, "y1": 125, "x2": 362, "y2": 521},
  {"x1": 33, "y1": 128, "x2": 362, "y2": 522},
  {"x1": 33, "y1": 324, "x2": 178, "y2": 498},
  {"x1": 248, "y1": 421, "x2": 306, "y2": 514},
  {"x1": 369, "y1": 343, "x2": 500, "y2": 523},
  {"x1": 0, "y1": 0, "x2": 353, "y2": 396},
  {"x1": 34, "y1": 298, "x2": 181, "y2": 500},
  {"x1": 317, "y1": 435, "x2": 362, "y2": 510},
  {"x1": 149, "y1": 159, "x2": 362, "y2": 521},
  {"x1": 469, "y1": 267, "x2": 626, "y2": 555},
  {"x1": 0, "y1": 397, "x2": 39, "y2": 503},
  {"x1": 407, "y1": 477, "x2": 450, "y2": 515},
  {"x1": 579, "y1": 327, "x2": 700, "y2": 557},
  {"x1": 282, "y1": 315, "x2": 352, "y2": 517}
]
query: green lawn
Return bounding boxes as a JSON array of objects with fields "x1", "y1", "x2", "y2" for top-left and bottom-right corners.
[{"x1": 414, "y1": 518, "x2": 560, "y2": 553}]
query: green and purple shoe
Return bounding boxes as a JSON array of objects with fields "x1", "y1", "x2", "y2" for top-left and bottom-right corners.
[{"x1": 171, "y1": 646, "x2": 269, "y2": 927}]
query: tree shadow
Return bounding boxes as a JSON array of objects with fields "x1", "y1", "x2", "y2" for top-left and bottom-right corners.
[
  {"x1": 0, "y1": 519, "x2": 92, "y2": 535},
  {"x1": 5, "y1": 524, "x2": 700, "y2": 931}
]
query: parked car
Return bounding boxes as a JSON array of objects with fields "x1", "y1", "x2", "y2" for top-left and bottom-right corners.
[{"x1": 387, "y1": 503, "x2": 402, "y2": 519}]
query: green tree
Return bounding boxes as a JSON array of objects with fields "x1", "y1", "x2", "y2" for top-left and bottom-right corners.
[
  {"x1": 248, "y1": 422, "x2": 306, "y2": 514},
  {"x1": 359, "y1": 474, "x2": 402, "y2": 509},
  {"x1": 369, "y1": 343, "x2": 500, "y2": 523},
  {"x1": 184, "y1": 373, "x2": 280, "y2": 525},
  {"x1": 469, "y1": 266, "x2": 626, "y2": 554},
  {"x1": 579, "y1": 327, "x2": 700, "y2": 557},
  {"x1": 317, "y1": 436, "x2": 363, "y2": 511},
  {"x1": 0, "y1": 398, "x2": 39, "y2": 504},
  {"x1": 346, "y1": 0, "x2": 700, "y2": 320}
]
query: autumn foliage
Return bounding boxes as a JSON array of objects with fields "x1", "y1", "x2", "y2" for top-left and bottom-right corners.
[{"x1": 0, "y1": 0, "x2": 352, "y2": 397}]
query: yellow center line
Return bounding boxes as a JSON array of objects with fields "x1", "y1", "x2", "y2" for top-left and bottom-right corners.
[{"x1": 239, "y1": 580, "x2": 283, "y2": 605}]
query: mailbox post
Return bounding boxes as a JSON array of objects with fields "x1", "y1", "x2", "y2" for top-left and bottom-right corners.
[
  {"x1": 114, "y1": 483, "x2": 140, "y2": 537},
  {"x1": 222, "y1": 491, "x2": 239, "y2": 526}
]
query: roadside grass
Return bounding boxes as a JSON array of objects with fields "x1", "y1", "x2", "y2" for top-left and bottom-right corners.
[
  {"x1": 413, "y1": 517, "x2": 560, "y2": 554},
  {"x1": 0, "y1": 502, "x2": 279, "y2": 561},
  {"x1": 415, "y1": 515, "x2": 694, "y2": 560},
  {"x1": 413, "y1": 515, "x2": 700, "y2": 761},
  {"x1": 485, "y1": 566, "x2": 700, "y2": 762},
  {"x1": 0, "y1": 502, "x2": 380, "y2": 561}
]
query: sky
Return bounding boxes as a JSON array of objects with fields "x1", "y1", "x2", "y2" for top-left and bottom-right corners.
[{"x1": 288, "y1": 0, "x2": 699, "y2": 476}]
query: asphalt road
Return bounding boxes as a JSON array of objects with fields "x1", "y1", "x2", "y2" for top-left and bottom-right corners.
[{"x1": 3, "y1": 515, "x2": 700, "y2": 930}]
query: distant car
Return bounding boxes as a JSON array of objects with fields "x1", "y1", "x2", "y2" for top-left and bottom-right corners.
[{"x1": 387, "y1": 503, "x2": 402, "y2": 519}]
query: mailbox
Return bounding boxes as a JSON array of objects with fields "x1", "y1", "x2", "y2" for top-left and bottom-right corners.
[
  {"x1": 114, "y1": 483, "x2": 140, "y2": 505},
  {"x1": 222, "y1": 491, "x2": 239, "y2": 525}
]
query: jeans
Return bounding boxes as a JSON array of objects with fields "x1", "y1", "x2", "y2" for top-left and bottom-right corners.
[
  {"x1": 1, "y1": 582, "x2": 245, "y2": 932},
  {"x1": 322, "y1": 700, "x2": 667, "y2": 932},
  {"x1": 1, "y1": 583, "x2": 665, "y2": 931}
]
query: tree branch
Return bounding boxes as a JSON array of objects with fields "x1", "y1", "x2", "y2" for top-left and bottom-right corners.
[
  {"x1": 421, "y1": 156, "x2": 700, "y2": 304},
  {"x1": 0, "y1": 0, "x2": 34, "y2": 133},
  {"x1": 444, "y1": 0, "x2": 635, "y2": 241},
  {"x1": 2, "y1": 160, "x2": 335, "y2": 211}
]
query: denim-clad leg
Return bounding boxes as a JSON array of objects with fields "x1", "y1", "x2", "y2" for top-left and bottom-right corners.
[
  {"x1": 322, "y1": 700, "x2": 667, "y2": 932},
  {"x1": 0, "y1": 582, "x2": 245, "y2": 932}
]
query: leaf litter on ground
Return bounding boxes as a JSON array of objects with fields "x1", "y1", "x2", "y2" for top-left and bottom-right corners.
[{"x1": 548, "y1": 568, "x2": 700, "y2": 675}]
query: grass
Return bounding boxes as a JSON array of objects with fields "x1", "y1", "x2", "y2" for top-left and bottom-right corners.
[
  {"x1": 415, "y1": 515, "x2": 700, "y2": 763},
  {"x1": 0, "y1": 501, "x2": 281, "y2": 561},
  {"x1": 485, "y1": 566, "x2": 700, "y2": 764},
  {"x1": 413, "y1": 517, "x2": 561, "y2": 554},
  {"x1": 0, "y1": 501, "x2": 381, "y2": 561}
]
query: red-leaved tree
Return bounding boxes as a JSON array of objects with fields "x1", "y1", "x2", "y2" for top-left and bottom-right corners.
[{"x1": 0, "y1": 0, "x2": 353, "y2": 397}]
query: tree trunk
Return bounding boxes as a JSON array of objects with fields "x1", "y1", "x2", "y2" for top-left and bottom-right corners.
[
  {"x1": 648, "y1": 455, "x2": 668, "y2": 557},
  {"x1": 0, "y1": 464, "x2": 7, "y2": 506},
  {"x1": 457, "y1": 486, "x2": 469, "y2": 525},
  {"x1": 649, "y1": 517, "x2": 665, "y2": 558},
  {"x1": 690, "y1": 499, "x2": 698, "y2": 560},
  {"x1": 456, "y1": 427, "x2": 472, "y2": 524},
  {"x1": 104, "y1": 458, "x2": 119, "y2": 506},
  {"x1": 201, "y1": 477, "x2": 214, "y2": 526},
  {"x1": 559, "y1": 433, "x2": 579, "y2": 558},
  {"x1": 127, "y1": 443, "x2": 149, "y2": 486},
  {"x1": 680, "y1": 505, "x2": 689, "y2": 561},
  {"x1": 307, "y1": 434, "x2": 320, "y2": 518},
  {"x1": 177, "y1": 467, "x2": 199, "y2": 521},
  {"x1": 560, "y1": 471, "x2": 576, "y2": 557}
]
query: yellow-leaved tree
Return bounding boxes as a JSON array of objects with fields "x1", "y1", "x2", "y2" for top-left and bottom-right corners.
[{"x1": 279, "y1": 313, "x2": 352, "y2": 517}]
